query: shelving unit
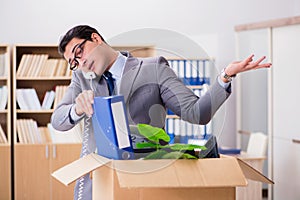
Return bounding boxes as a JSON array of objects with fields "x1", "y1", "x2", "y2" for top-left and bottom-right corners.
[
  {"x1": 12, "y1": 44, "x2": 81, "y2": 200},
  {"x1": 0, "y1": 44, "x2": 11, "y2": 200},
  {"x1": 112, "y1": 45, "x2": 156, "y2": 57},
  {"x1": 11, "y1": 44, "x2": 157, "y2": 199}
]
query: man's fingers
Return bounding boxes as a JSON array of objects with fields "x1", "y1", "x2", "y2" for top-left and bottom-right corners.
[
  {"x1": 253, "y1": 56, "x2": 266, "y2": 65},
  {"x1": 256, "y1": 63, "x2": 272, "y2": 69},
  {"x1": 76, "y1": 90, "x2": 94, "y2": 116},
  {"x1": 226, "y1": 54, "x2": 271, "y2": 76},
  {"x1": 84, "y1": 91, "x2": 94, "y2": 116},
  {"x1": 244, "y1": 54, "x2": 254, "y2": 64}
]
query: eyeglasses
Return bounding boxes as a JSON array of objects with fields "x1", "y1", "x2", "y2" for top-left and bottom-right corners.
[{"x1": 69, "y1": 39, "x2": 89, "y2": 71}]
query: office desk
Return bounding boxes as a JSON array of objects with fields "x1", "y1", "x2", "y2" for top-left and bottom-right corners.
[{"x1": 235, "y1": 152, "x2": 266, "y2": 200}]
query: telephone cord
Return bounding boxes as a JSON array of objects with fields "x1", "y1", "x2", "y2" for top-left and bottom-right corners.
[{"x1": 77, "y1": 78, "x2": 95, "y2": 200}]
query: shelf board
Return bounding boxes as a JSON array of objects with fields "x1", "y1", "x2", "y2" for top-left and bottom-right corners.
[
  {"x1": 0, "y1": 76, "x2": 7, "y2": 80},
  {"x1": 16, "y1": 76, "x2": 71, "y2": 81},
  {"x1": 14, "y1": 142, "x2": 81, "y2": 145},
  {"x1": 16, "y1": 109, "x2": 54, "y2": 113},
  {"x1": 0, "y1": 110, "x2": 8, "y2": 114}
]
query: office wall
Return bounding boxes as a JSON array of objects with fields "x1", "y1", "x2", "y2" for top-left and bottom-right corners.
[{"x1": 0, "y1": 0, "x2": 299, "y2": 146}]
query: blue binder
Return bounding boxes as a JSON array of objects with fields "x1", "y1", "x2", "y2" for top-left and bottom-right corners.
[{"x1": 92, "y1": 95, "x2": 134, "y2": 160}]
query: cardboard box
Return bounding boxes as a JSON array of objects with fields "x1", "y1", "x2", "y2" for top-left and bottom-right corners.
[{"x1": 52, "y1": 153, "x2": 273, "y2": 200}]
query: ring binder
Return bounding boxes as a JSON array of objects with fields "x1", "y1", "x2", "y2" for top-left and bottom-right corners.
[{"x1": 92, "y1": 95, "x2": 134, "y2": 160}]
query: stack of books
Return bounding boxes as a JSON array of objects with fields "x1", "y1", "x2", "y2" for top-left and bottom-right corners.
[
  {"x1": 53, "y1": 85, "x2": 68, "y2": 109},
  {"x1": 168, "y1": 59, "x2": 211, "y2": 85},
  {"x1": 17, "y1": 54, "x2": 71, "y2": 77},
  {"x1": 16, "y1": 85, "x2": 68, "y2": 110},
  {"x1": 0, "y1": 85, "x2": 8, "y2": 110},
  {"x1": 41, "y1": 90, "x2": 55, "y2": 110},
  {"x1": 0, "y1": 54, "x2": 7, "y2": 77},
  {"x1": 16, "y1": 119, "x2": 83, "y2": 144},
  {"x1": 47, "y1": 123, "x2": 82, "y2": 144},
  {"x1": 165, "y1": 118, "x2": 212, "y2": 144},
  {"x1": 16, "y1": 119, "x2": 43, "y2": 144},
  {"x1": 16, "y1": 88, "x2": 42, "y2": 110},
  {"x1": 0, "y1": 124, "x2": 8, "y2": 144}
]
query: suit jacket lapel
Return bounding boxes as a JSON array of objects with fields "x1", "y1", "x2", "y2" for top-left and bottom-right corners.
[{"x1": 119, "y1": 54, "x2": 142, "y2": 104}]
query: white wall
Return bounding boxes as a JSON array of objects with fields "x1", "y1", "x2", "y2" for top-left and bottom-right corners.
[{"x1": 1, "y1": 0, "x2": 299, "y2": 146}]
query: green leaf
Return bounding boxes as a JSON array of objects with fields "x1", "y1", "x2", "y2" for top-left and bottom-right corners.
[
  {"x1": 181, "y1": 153, "x2": 198, "y2": 159},
  {"x1": 136, "y1": 124, "x2": 206, "y2": 160},
  {"x1": 144, "y1": 150, "x2": 169, "y2": 159},
  {"x1": 136, "y1": 142, "x2": 157, "y2": 149},
  {"x1": 167, "y1": 143, "x2": 207, "y2": 151},
  {"x1": 137, "y1": 124, "x2": 170, "y2": 144},
  {"x1": 161, "y1": 151, "x2": 184, "y2": 159}
]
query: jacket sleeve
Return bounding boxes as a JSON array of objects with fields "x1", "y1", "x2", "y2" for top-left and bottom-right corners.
[
  {"x1": 156, "y1": 56, "x2": 231, "y2": 125},
  {"x1": 50, "y1": 72, "x2": 84, "y2": 131}
]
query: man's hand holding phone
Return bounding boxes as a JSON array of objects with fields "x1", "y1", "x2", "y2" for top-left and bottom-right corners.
[{"x1": 75, "y1": 90, "x2": 94, "y2": 117}]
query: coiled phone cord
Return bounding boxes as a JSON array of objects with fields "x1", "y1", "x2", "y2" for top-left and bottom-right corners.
[{"x1": 77, "y1": 78, "x2": 95, "y2": 200}]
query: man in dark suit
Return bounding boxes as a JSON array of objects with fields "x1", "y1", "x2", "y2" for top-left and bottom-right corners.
[{"x1": 51, "y1": 25, "x2": 271, "y2": 200}]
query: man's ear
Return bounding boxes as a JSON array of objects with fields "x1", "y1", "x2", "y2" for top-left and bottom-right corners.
[{"x1": 91, "y1": 33, "x2": 103, "y2": 44}]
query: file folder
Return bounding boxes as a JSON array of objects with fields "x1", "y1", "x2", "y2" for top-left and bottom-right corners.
[{"x1": 92, "y1": 95, "x2": 134, "y2": 160}]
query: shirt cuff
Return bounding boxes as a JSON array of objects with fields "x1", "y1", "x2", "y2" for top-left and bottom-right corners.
[
  {"x1": 69, "y1": 104, "x2": 84, "y2": 124},
  {"x1": 217, "y1": 75, "x2": 231, "y2": 89}
]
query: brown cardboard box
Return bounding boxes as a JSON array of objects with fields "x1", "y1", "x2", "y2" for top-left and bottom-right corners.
[{"x1": 52, "y1": 153, "x2": 273, "y2": 200}]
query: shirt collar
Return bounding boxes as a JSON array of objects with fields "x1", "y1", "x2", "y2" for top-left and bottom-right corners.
[{"x1": 108, "y1": 52, "x2": 127, "y2": 81}]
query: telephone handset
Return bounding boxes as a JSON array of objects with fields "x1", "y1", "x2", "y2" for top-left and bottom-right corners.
[{"x1": 82, "y1": 71, "x2": 97, "y2": 80}]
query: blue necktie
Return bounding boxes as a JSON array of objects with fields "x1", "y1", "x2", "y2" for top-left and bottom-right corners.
[{"x1": 103, "y1": 71, "x2": 115, "y2": 95}]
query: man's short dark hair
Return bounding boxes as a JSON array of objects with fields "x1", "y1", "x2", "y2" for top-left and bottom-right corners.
[{"x1": 58, "y1": 25, "x2": 106, "y2": 56}]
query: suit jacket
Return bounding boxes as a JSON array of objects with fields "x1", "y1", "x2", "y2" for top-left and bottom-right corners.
[
  {"x1": 50, "y1": 52, "x2": 231, "y2": 200},
  {"x1": 51, "y1": 52, "x2": 231, "y2": 153}
]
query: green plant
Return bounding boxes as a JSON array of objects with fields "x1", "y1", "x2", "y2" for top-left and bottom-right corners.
[{"x1": 136, "y1": 124, "x2": 207, "y2": 159}]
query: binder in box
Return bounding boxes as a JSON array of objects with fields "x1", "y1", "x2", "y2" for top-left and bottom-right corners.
[{"x1": 92, "y1": 95, "x2": 134, "y2": 160}]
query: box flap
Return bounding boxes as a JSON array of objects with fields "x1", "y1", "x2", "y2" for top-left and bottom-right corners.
[
  {"x1": 237, "y1": 158, "x2": 274, "y2": 184},
  {"x1": 112, "y1": 157, "x2": 247, "y2": 188},
  {"x1": 52, "y1": 153, "x2": 111, "y2": 186}
]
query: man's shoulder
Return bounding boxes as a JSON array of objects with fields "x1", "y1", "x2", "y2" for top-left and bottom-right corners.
[
  {"x1": 123, "y1": 51, "x2": 168, "y2": 66},
  {"x1": 139, "y1": 56, "x2": 168, "y2": 65}
]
